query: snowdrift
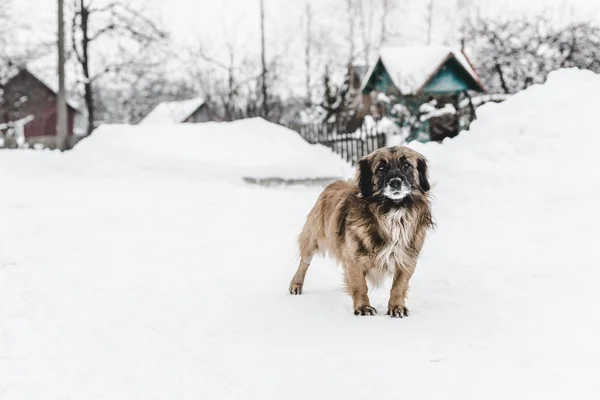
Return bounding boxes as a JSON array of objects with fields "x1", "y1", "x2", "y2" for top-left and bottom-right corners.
[
  {"x1": 2, "y1": 69, "x2": 600, "y2": 399},
  {"x1": 416, "y1": 68, "x2": 600, "y2": 276},
  {"x1": 407, "y1": 68, "x2": 600, "y2": 396},
  {"x1": 72, "y1": 117, "x2": 352, "y2": 181},
  {"x1": 413, "y1": 68, "x2": 600, "y2": 235},
  {"x1": 416, "y1": 68, "x2": 600, "y2": 173}
]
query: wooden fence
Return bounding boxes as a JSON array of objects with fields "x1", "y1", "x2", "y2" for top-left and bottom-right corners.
[{"x1": 295, "y1": 121, "x2": 387, "y2": 165}]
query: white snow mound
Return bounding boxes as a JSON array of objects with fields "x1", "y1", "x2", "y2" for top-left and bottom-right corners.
[
  {"x1": 404, "y1": 68, "x2": 600, "y2": 397},
  {"x1": 2, "y1": 69, "x2": 600, "y2": 399},
  {"x1": 74, "y1": 117, "x2": 352, "y2": 181}
]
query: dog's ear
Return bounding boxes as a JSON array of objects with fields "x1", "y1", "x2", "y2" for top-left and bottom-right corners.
[
  {"x1": 357, "y1": 157, "x2": 373, "y2": 198},
  {"x1": 417, "y1": 158, "x2": 430, "y2": 192}
]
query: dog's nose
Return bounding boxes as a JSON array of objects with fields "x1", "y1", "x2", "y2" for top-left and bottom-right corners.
[{"x1": 388, "y1": 178, "x2": 402, "y2": 189}]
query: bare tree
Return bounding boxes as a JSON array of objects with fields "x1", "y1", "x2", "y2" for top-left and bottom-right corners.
[
  {"x1": 380, "y1": 0, "x2": 389, "y2": 46},
  {"x1": 190, "y1": 6, "x2": 265, "y2": 123},
  {"x1": 426, "y1": 0, "x2": 434, "y2": 45},
  {"x1": 93, "y1": 47, "x2": 194, "y2": 124},
  {"x1": 70, "y1": 0, "x2": 166, "y2": 134},
  {"x1": 304, "y1": 1, "x2": 313, "y2": 107},
  {"x1": 357, "y1": 0, "x2": 375, "y2": 67},
  {"x1": 346, "y1": 0, "x2": 393, "y2": 68},
  {"x1": 456, "y1": 0, "x2": 474, "y2": 50},
  {"x1": 0, "y1": 0, "x2": 9, "y2": 34},
  {"x1": 195, "y1": 45, "x2": 253, "y2": 122},
  {"x1": 346, "y1": 0, "x2": 356, "y2": 65},
  {"x1": 0, "y1": 0, "x2": 13, "y2": 79},
  {"x1": 465, "y1": 15, "x2": 600, "y2": 94},
  {"x1": 259, "y1": 0, "x2": 269, "y2": 118}
]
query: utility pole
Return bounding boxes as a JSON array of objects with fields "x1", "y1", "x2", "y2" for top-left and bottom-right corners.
[
  {"x1": 259, "y1": 0, "x2": 268, "y2": 119},
  {"x1": 56, "y1": 0, "x2": 68, "y2": 151}
]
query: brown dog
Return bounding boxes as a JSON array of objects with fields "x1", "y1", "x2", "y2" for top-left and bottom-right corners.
[{"x1": 289, "y1": 146, "x2": 433, "y2": 317}]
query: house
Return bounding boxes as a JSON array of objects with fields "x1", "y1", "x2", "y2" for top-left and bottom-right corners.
[
  {"x1": 0, "y1": 68, "x2": 84, "y2": 149},
  {"x1": 140, "y1": 97, "x2": 215, "y2": 125},
  {"x1": 360, "y1": 46, "x2": 485, "y2": 142}
]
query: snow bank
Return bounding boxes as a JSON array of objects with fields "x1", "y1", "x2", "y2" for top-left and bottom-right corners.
[
  {"x1": 412, "y1": 69, "x2": 600, "y2": 264},
  {"x1": 415, "y1": 68, "x2": 600, "y2": 177},
  {"x1": 73, "y1": 117, "x2": 352, "y2": 181},
  {"x1": 2, "y1": 69, "x2": 600, "y2": 399},
  {"x1": 404, "y1": 68, "x2": 600, "y2": 396}
]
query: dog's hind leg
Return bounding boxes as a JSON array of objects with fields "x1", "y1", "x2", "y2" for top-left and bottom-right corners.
[{"x1": 289, "y1": 230, "x2": 318, "y2": 295}]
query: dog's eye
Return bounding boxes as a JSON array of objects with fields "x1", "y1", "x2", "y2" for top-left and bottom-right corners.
[
  {"x1": 376, "y1": 164, "x2": 387, "y2": 173},
  {"x1": 403, "y1": 161, "x2": 413, "y2": 170}
]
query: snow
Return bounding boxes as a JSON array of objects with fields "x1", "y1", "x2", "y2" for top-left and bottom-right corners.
[
  {"x1": 2, "y1": 69, "x2": 600, "y2": 399},
  {"x1": 357, "y1": 115, "x2": 402, "y2": 138},
  {"x1": 73, "y1": 117, "x2": 352, "y2": 181},
  {"x1": 419, "y1": 103, "x2": 456, "y2": 122},
  {"x1": 363, "y1": 46, "x2": 482, "y2": 95},
  {"x1": 139, "y1": 97, "x2": 206, "y2": 124},
  {"x1": 376, "y1": 92, "x2": 392, "y2": 104},
  {"x1": 458, "y1": 93, "x2": 510, "y2": 108}
]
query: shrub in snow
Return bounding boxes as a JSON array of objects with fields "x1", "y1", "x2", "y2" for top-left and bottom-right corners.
[
  {"x1": 380, "y1": 97, "x2": 460, "y2": 142},
  {"x1": 464, "y1": 16, "x2": 600, "y2": 94}
]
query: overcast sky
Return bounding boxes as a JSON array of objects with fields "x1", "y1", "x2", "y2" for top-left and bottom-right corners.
[
  {"x1": 13, "y1": 0, "x2": 600, "y2": 47},
  {"x1": 9, "y1": 0, "x2": 600, "y2": 96},
  {"x1": 156, "y1": 0, "x2": 600, "y2": 48}
]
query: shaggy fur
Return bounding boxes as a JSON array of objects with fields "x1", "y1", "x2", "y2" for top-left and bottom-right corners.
[{"x1": 288, "y1": 146, "x2": 433, "y2": 317}]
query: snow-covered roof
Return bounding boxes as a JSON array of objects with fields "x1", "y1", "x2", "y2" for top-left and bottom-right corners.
[
  {"x1": 1, "y1": 67, "x2": 81, "y2": 111},
  {"x1": 361, "y1": 46, "x2": 485, "y2": 95},
  {"x1": 140, "y1": 98, "x2": 206, "y2": 125}
]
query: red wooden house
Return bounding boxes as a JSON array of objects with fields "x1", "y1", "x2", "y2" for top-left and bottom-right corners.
[{"x1": 0, "y1": 68, "x2": 82, "y2": 148}]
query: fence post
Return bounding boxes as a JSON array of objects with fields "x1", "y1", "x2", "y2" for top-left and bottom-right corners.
[{"x1": 295, "y1": 118, "x2": 386, "y2": 165}]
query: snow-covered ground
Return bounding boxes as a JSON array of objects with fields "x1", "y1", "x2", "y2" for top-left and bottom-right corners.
[
  {"x1": 74, "y1": 117, "x2": 353, "y2": 182},
  {"x1": 1, "y1": 69, "x2": 600, "y2": 399}
]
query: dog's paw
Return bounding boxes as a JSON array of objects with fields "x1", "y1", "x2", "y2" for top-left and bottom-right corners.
[
  {"x1": 289, "y1": 282, "x2": 303, "y2": 295},
  {"x1": 354, "y1": 305, "x2": 377, "y2": 316},
  {"x1": 387, "y1": 305, "x2": 409, "y2": 318}
]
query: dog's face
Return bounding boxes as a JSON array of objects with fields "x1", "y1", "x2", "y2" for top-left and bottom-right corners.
[{"x1": 357, "y1": 146, "x2": 430, "y2": 204}]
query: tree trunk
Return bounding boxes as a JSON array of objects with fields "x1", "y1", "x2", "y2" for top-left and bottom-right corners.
[
  {"x1": 304, "y1": 1, "x2": 312, "y2": 107},
  {"x1": 79, "y1": 0, "x2": 94, "y2": 135},
  {"x1": 227, "y1": 69, "x2": 235, "y2": 121},
  {"x1": 426, "y1": 0, "x2": 434, "y2": 45},
  {"x1": 380, "y1": 0, "x2": 389, "y2": 46},
  {"x1": 259, "y1": 0, "x2": 268, "y2": 119},
  {"x1": 227, "y1": 48, "x2": 235, "y2": 121},
  {"x1": 464, "y1": 90, "x2": 476, "y2": 125},
  {"x1": 495, "y1": 62, "x2": 510, "y2": 94},
  {"x1": 346, "y1": 0, "x2": 355, "y2": 65},
  {"x1": 357, "y1": 0, "x2": 373, "y2": 68}
]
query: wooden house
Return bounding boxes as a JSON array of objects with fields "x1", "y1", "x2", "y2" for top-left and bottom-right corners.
[
  {"x1": 360, "y1": 46, "x2": 485, "y2": 142},
  {"x1": 139, "y1": 97, "x2": 215, "y2": 125},
  {"x1": 0, "y1": 68, "x2": 83, "y2": 149}
]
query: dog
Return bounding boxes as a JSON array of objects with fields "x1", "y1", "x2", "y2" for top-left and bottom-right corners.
[{"x1": 289, "y1": 146, "x2": 433, "y2": 317}]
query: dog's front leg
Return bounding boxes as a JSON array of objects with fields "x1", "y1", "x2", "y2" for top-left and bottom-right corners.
[
  {"x1": 387, "y1": 260, "x2": 417, "y2": 318},
  {"x1": 344, "y1": 265, "x2": 376, "y2": 316}
]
